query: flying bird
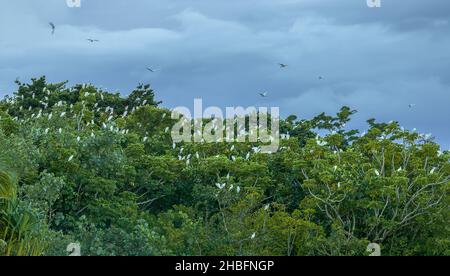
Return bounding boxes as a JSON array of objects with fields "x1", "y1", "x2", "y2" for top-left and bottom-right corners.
[
  {"x1": 408, "y1": 104, "x2": 416, "y2": 108},
  {"x1": 86, "y1": 38, "x2": 99, "y2": 43},
  {"x1": 259, "y1": 92, "x2": 268, "y2": 98},
  {"x1": 49, "y1": 22, "x2": 56, "y2": 35},
  {"x1": 318, "y1": 76, "x2": 324, "y2": 80},
  {"x1": 146, "y1": 67, "x2": 159, "y2": 73},
  {"x1": 279, "y1": 63, "x2": 288, "y2": 68}
]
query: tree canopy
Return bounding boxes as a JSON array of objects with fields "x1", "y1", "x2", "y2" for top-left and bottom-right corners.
[{"x1": 0, "y1": 77, "x2": 449, "y2": 256}]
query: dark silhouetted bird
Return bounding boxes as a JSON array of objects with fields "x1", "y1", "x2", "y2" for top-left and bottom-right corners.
[{"x1": 49, "y1": 22, "x2": 55, "y2": 35}]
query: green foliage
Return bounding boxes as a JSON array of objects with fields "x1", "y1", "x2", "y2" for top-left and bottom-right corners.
[
  {"x1": 0, "y1": 77, "x2": 448, "y2": 256},
  {"x1": 0, "y1": 171, "x2": 47, "y2": 256}
]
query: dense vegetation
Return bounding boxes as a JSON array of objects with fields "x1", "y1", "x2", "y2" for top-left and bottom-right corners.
[{"x1": 0, "y1": 77, "x2": 449, "y2": 256}]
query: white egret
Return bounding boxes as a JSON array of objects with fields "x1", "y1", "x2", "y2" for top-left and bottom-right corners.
[{"x1": 215, "y1": 183, "x2": 226, "y2": 190}]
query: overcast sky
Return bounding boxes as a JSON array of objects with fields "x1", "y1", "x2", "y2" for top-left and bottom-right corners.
[{"x1": 0, "y1": 0, "x2": 449, "y2": 148}]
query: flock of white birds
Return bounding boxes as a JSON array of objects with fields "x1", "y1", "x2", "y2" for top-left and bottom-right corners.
[
  {"x1": 0, "y1": 18, "x2": 439, "y2": 242},
  {"x1": 2, "y1": 79, "x2": 294, "y2": 240}
]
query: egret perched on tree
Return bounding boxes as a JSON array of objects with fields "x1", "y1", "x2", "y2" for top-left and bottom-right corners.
[
  {"x1": 215, "y1": 183, "x2": 226, "y2": 190},
  {"x1": 374, "y1": 169, "x2": 380, "y2": 176}
]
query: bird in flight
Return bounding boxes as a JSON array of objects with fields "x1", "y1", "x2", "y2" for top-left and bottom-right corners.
[
  {"x1": 279, "y1": 63, "x2": 288, "y2": 68},
  {"x1": 86, "y1": 39, "x2": 99, "y2": 43},
  {"x1": 49, "y1": 22, "x2": 56, "y2": 35},
  {"x1": 146, "y1": 67, "x2": 159, "y2": 73},
  {"x1": 318, "y1": 76, "x2": 324, "y2": 80},
  {"x1": 408, "y1": 104, "x2": 416, "y2": 108},
  {"x1": 259, "y1": 92, "x2": 268, "y2": 97}
]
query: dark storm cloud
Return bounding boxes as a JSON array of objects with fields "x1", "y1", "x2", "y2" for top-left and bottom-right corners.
[{"x1": 0, "y1": 0, "x2": 449, "y2": 148}]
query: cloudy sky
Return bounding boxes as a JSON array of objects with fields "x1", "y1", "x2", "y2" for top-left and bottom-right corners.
[{"x1": 1, "y1": 0, "x2": 449, "y2": 147}]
